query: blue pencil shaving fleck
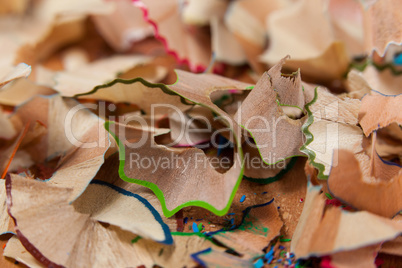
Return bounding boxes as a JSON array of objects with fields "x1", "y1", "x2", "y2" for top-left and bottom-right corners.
[
  {"x1": 265, "y1": 246, "x2": 275, "y2": 264},
  {"x1": 267, "y1": 255, "x2": 274, "y2": 264},
  {"x1": 192, "y1": 222, "x2": 199, "y2": 232},
  {"x1": 394, "y1": 53, "x2": 402, "y2": 65},
  {"x1": 184, "y1": 217, "x2": 188, "y2": 224},
  {"x1": 240, "y1": 195, "x2": 246, "y2": 203},
  {"x1": 253, "y1": 258, "x2": 264, "y2": 268}
]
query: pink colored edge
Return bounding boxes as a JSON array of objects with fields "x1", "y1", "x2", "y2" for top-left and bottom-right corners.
[
  {"x1": 173, "y1": 138, "x2": 211, "y2": 147},
  {"x1": 132, "y1": 0, "x2": 207, "y2": 73}
]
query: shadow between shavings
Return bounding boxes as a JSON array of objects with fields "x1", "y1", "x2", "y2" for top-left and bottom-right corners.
[{"x1": 243, "y1": 157, "x2": 298, "y2": 184}]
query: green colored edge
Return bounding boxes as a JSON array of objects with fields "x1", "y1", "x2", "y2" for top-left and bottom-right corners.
[
  {"x1": 276, "y1": 101, "x2": 304, "y2": 113},
  {"x1": 102, "y1": 71, "x2": 245, "y2": 218},
  {"x1": 299, "y1": 87, "x2": 328, "y2": 180},
  {"x1": 372, "y1": 61, "x2": 402, "y2": 75},
  {"x1": 171, "y1": 232, "x2": 208, "y2": 238},
  {"x1": 348, "y1": 58, "x2": 402, "y2": 76},
  {"x1": 74, "y1": 75, "x2": 195, "y2": 106},
  {"x1": 131, "y1": 236, "x2": 142, "y2": 244}
]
